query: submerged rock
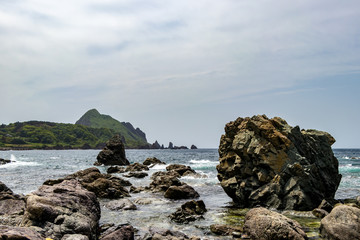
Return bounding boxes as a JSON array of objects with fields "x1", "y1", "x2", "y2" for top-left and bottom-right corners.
[
  {"x1": 21, "y1": 179, "x2": 100, "y2": 240},
  {"x1": 210, "y1": 224, "x2": 243, "y2": 236},
  {"x1": 169, "y1": 200, "x2": 207, "y2": 224},
  {"x1": 243, "y1": 207, "x2": 308, "y2": 240},
  {"x1": 44, "y1": 167, "x2": 130, "y2": 199},
  {"x1": 95, "y1": 135, "x2": 130, "y2": 166},
  {"x1": 320, "y1": 205, "x2": 360, "y2": 240},
  {"x1": 217, "y1": 115, "x2": 342, "y2": 210}
]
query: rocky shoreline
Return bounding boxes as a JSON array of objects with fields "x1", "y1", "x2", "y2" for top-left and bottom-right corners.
[{"x1": 1, "y1": 116, "x2": 360, "y2": 239}]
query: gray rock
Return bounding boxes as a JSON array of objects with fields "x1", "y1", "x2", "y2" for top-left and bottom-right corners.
[
  {"x1": 20, "y1": 179, "x2": 100, "y2": 240},
  {"x1": 217, "y1": 115, "x2": 342, "y2": 210},
  {"x1": 320, "y1": 204, "x2": 360, "y2": 240},
  {"x1": 95, "y1": 135, "x2": 130, "y2": 166},
  {"x1": 0, "y1": 181, "x2": 25, "y2": 226},
  {"x1": 62, "y1": 234, "x2": 90, "y2": 240},
  {"x1": 105, "y1": 199, "x2": 137, "y2": 211},
  {"x1": 243, "y1": 207, "x2": 308, "y2": 240},
  {"x1": 100, "y1": 224, "x2": 134, "y2": 240}
]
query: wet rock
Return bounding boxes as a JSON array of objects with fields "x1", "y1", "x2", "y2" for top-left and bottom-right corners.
[
  {"x1": 0, "y1": 158, "x2": 11, "y2": 165},
  {"x1": 149, "y1": 171, "x2": 182, "y2": 192},
  {"x1": 105, "y1": 199, "x2": 137, "y2": 211},
  {"x1": 0, "y1": 225, "x2": 45, "y2": 240},
  {"x1": 95, "y1": 135, "x2": 130, "y2": 166},
  {"x1": 129, "y1": 186, "x2": 146, "y2": 194},
  {"x1": 145, "y1": 227, "x2": 193, "y2": 240},
  {"x1": 164, "y1": 184, "x2": 200, "y2": 200},
  {"x1": 217, "y1": 115, "x2": 342, "y2": 210},
  {"x1": 100, "y1": 224, "x2": 134, "y2": 240},
  {"x1": 124, "y1": 172, "x2": 148, "y2": 178},
  {"x1": 20, "y1": 179, "x2": 100, "y2": 240},
  {"x1": 320, "y1": 205, "x2": 360, "y2": 240},
  {"x1": 169, "y1": 200, "x2": 207, "y2": 224},
  {"x1": 125, "y1": 163, "x2": 149, "y2": 172},
  {"x1": 143, "y1": 157, "x2": 165, "y2": 166},
  {"x1": 166, "y1": 164, "x2": 196, "y2": 176},
  {"x1": 210, "y1": 224, "x2": 243, "y2": 236},
  {"x1": 107, "y1": 166, "x2": 126, "y2": 174},
  {"x1": 44, "y1": 167, "x2": 131, "y2": 199},
  {"x1": 0, "y1": 181, "x2": 26, "y2": 226},
  {"x1": 243, "y1": 207, "x2": 308, "y2": 240},
  {"x1": 312, "y1": 208, "x2": 329, "y2": 218}
]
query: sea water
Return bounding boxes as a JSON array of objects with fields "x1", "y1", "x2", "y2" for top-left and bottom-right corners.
[{"x1": 0, "y1": 148, "x2": 359, "y2": 238}]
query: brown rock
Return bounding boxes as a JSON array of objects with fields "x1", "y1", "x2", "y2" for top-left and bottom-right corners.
[
  {"x1": 320, "y1": 205, "x2": 360, "y2": 240},
  {"x1": 0, "y1": 225, "x2": 44, "y2": 240},
  {"x1": 143, "y1": 157, "x2": 165, "y2": 166},
  {"x1": 217, "y1": 115, "x2": 342, "y2": 210},
  {"x1": 243, "y1": 207, "x2": 308, "y2": 240},
  {"x1": 95, "y1": 135, "x2": 129, "y2": 166},
  {"x1": 164, "y1": 184, "x2": 200, "y2": 200},
  {"x1": 169, "y1": 200, "x2": 207, "y2": 223}
]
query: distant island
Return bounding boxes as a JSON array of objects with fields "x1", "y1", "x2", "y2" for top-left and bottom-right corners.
[{"x1": 0, "y1": 109, "x2": 198, "y2": 150}]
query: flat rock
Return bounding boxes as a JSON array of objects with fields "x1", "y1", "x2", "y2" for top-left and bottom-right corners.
[
  {"x1": 0, "y1": 225, "x2": 44, "y2": 240},
  {"x1": 105, "y1": 199, "x2": 137, "y2": 211},
  {"x1": 320, "y1": 204, "x2": 360, "y2": 240}
]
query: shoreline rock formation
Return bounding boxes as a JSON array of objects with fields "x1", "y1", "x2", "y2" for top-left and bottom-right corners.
[
  {"x1": 217, "y1": 115, "x2": 342, "y2": 210},
  {"x1": 95, "y1": 135, "x2": 130, "y2": 166}
]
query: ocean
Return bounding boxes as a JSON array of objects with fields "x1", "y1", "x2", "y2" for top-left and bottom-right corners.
[{"x1": 0, "y1": 148, "x2": 359, "y2": 238}]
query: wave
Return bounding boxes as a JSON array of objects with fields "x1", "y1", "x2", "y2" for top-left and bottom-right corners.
[{"x1": 0, "y1": 154, "x2": 40, "y2": 169}]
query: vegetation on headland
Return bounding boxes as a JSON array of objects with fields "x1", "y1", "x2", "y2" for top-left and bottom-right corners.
[{"x1": 0, "y1": 121, "x2": 148, "y2": 150}]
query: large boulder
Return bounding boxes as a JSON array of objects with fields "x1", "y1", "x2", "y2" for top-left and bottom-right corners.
[
  {"x1": 44, "y1": 167, "x2": 130, "y2": 199},
  {"x1": 95, "y1": 135, "x2": 130, "y2": 166},
  {"x1": 164, "y1": 184, "x2": 200, "y2": 200},
  {"x1": 243, "y1": 207, "x2": 308, "y2": 240},
  {"x1": 0, "y1": 181, "x2": 26, "y2": 226},
  {"x1": 320, "y1": 205, "x2": 360, "y2": 240},
  {"x1": 20, "y1": 179, "x2": 100, "y2": 240},
  {"x1": 217, "y1": 115, "x2": 341, "y2": 210}
]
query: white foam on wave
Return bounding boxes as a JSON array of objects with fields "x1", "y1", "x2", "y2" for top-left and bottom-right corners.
[
  {"x1": 10, "y1": 154, "x2": 17, "y2": 161},
  {"x1": 0, "y1": 154, "x2": 40, "y2": 169},
  {"x1": 150, "y1": 164, "x2": 168, "y2": 170}
]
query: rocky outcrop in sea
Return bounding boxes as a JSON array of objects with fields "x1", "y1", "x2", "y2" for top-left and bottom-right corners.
[
  {"x1": 217, "y1": 115, "x2": 342, "y2": 210},
  {"x1": 95, "y1": 135, "x2": 130, "y2": 166}
]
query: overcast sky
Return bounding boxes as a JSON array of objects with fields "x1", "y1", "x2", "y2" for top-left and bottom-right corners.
[{"x1": 1, "y1": 0, "x2": 359, "y2": 148}]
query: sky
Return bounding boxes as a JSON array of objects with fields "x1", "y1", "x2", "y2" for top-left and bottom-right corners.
[{"x1": 1, "y1": 0, "x2": 359, "y2": 148}]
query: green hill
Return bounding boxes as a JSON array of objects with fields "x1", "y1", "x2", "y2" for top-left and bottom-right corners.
[
  {"x1": 0, "y1": 121, "x2": 116, "y2": 149},
  {"x1": 75, "y1": 109, "x2": 148, "y2": 148}
]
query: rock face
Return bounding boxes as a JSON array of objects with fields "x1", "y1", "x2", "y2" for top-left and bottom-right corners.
[
  {"x1": 243, "y1": 207, "x2": 308, "y2": 240},
  {"x1": 320, "y1": 205, "x2": 360, "y2": 240},
  {"x1": 95, "y1": 135, "x2": 130, "y2": 166},
  {"x1": 217, "y1": 115, "x2": 342, "y2": 210},
  {"x1": 21, "y1": 179, "x2": 101, "y2": 240},
  {"x1": 0, "y1": 181, "x2": 26, "y2": 226}
]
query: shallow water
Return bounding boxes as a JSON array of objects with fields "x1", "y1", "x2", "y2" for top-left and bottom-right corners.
[{"x1": 0, "y1": 148, "x2": 359, "y2": 239}]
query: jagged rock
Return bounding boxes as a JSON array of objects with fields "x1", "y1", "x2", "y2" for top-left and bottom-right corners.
[
  {"x1": 169, "y1": 200, "x2": 207, "y2": 223},
  {"x1": 105, "y1": 199, "x2": 137, "y2": 211},
  {"x1": 243, "y1": 207, "x2": 308, "y2": 240},
  {"x1": 164, "y1": 184, "x2": 200, "y2": 200},
  {"x1": 190, "y1": 145, "x2": 198, "y2": 150},
  {"x1": 100, "y1": 224, "x2": 134, "y2": 240},
  {"x1": 312, "y1": 208, "x2": 329, "y2": 218},
  {"x1": 217, "y1": 115, "x2": 342, "y2": 210},
  {"x1": 107, "y1": 166, "x2": 126, "y2": 174},
  {"x1": 166, "y1": 164, "x2": 196, "y2": 176},
  {"x1": 151, "y1": 140, "x2": 161, "y2": 149},
  {"x1": 320, "y1": 205, "x2": 360, "y2": 240},
  {"x1": 125, "y1": 163, "x2": 149, "y2": 172},
  {"x1": 143, "y1": 157, "x2": 165, "y2": 166},
  {"x1": 44, "y1": 167, "x2": 130, "y2": 199},
  {"x1": 95, "y1": 135, "x2": 130, "y2": 166},
  {"x1": 20, "y1": 179, "x2": 100, "y2": 240},
  {"x1": 210, "y1": 224, "x2": 243, "y2": 236},
  {"x1": 0, "y1": 225, "x2": 45, "y2": 240},
  {"x1": 124, "y1": 172, "x2": 148, "y2": 178},
  {"x1": 168, "y1": 142, "x2": 174, "y2": 149},
  {"x1": 0, "y1": 181, "x2": 26, "y2": 226}
]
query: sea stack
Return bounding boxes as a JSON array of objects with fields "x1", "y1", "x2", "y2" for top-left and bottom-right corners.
[
  {"x1": 216, "y1": 115, "x2": 342, "y2": 210},
  {"x1": 95, "y1": 135, "x2": 130, "y2": 166}
]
